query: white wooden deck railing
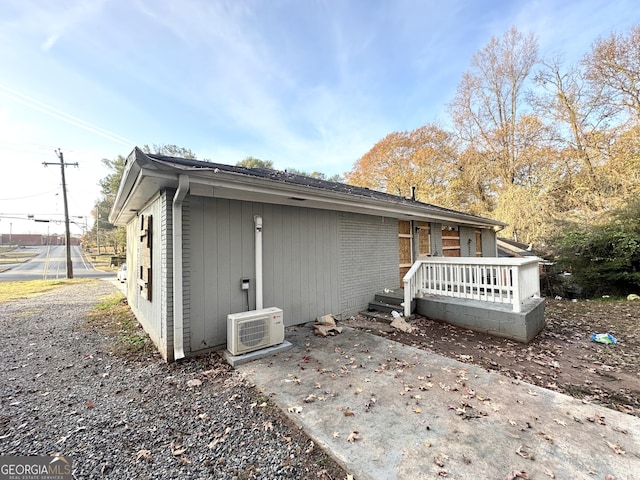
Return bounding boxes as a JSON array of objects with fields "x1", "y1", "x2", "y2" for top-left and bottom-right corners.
[{"x1": 402, "y1": 257, "x2": 541, "y2": 317}]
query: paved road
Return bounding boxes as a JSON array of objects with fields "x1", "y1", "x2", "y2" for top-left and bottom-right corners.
[{"x1": 0, "y1": 245, "x2": 113, "y2": 282}]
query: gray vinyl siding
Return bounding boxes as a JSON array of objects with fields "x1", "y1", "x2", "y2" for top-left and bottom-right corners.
[
  {"x1": 430, "y1": 222, "x2": 443, "y2": 256},
  {"x1": 338, "y1": 213, "x2": 398, "y2": 317},
  {"x1": 185, "y1": 196, "x2": 340, "y2": 355},
  {"x1": 482, "y1": 228, "x2": 498, "y2": 257},
  {"x1": 459, "y1": 226, "x2": 476, "y2": 257}
]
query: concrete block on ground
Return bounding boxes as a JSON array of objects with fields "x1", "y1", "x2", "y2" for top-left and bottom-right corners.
[{"x1": 222, "y1": 340, "x2": 293, "y2": 367}]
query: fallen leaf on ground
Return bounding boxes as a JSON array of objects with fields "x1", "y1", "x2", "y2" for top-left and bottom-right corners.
[
  {"x1": 344, "y1": 407, "x2": 355, "y2": 417},
  {"x1": 304, "y1": 394, "x2": 317, "y2": 403},
  {"x1": 606, "y1": 441, "x2": 625, "y2": 455},
  {"x1": 505, "y1": 470, "x2": 529, "y2": 480},
  {"x1": 434, "y1": 454, "x2": 448, "y2": 467},
  {"x1": 186, "y1": 379, "x2": 202, "y2": 388},
  {"x1": 543, "y1": 468, "x2": 556, "y2": 478},
  {"x1": 135, "y1": 449, "x2": 152, "y2": 463},
  {"x1": 332, "y1": 431, "x2": 340, "y2": 438},
  {"x1": 347, "y1": 431, "x2": 359, "y2": 443},
  {"x1": 287, "y1": 406, "x2": 303, "y2": 414},
  {"x1": 172, "y1": 447, "x2": 187, "y2": 456},
  {"x1": 553, "y1": 418, "x2": 566, "y2": 426},
  {"x1": 515, "y1": 445, "x2": 534, "y2": 460},
  {"x1": 85, "y1": 401, "x2": 95, "y2": 409}
]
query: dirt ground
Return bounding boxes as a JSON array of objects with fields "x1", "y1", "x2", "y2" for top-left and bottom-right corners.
[{"x1": 343, "y1": 299, "x2": 640, "y2": 418}]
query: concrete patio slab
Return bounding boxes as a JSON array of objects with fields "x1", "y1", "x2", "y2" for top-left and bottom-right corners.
[{"x1": 237, "y1": 325, "x2": 640, "y2": 479}]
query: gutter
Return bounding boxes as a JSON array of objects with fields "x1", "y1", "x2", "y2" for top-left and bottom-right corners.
[{"x1": 172, "y1": 174, "x2": 189, "y2": 361}]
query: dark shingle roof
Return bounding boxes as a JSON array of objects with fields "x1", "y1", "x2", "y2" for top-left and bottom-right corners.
[{"x1": 146, "y1": 153, "x2": 503, "y2": 225}]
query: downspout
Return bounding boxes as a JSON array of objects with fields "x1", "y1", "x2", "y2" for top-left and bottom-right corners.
[
  {"x1": 173, "y1": 174, "x2": 189, "y2": 361},
  {"x1": 254, "y1": 215, "x2": 263, "y2": 310}
]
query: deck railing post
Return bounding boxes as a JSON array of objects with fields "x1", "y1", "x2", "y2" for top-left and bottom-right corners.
[{"x1": 512, "y1": 265, "x2": 522, "y2": 312}]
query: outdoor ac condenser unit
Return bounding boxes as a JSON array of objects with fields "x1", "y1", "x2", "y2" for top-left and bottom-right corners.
[{"x1": 227, "y1": 307, "x2": 284, "y2": 356}]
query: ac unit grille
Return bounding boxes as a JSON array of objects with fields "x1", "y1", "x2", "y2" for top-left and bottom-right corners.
[
  {"x1": 227, "y1": 307, "x2": 285, "y2": 356},
  {"x1": 239, "y1": 318, "x2": 268, "y2": 347}
]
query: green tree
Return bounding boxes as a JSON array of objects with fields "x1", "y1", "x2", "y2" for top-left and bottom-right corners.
[
  {"x1": 552, "y1": 200, "x2": 640, "y2": 297},
  {"x1": 90, "y1": 145, "x2": 197, "y2": 254},
  {"x1": 142, "y1": 144, "x2": 197, "y2": 159},
  {"x1": 236, "y1": 157, "x2": 274, "y2": 169},
  {"x1": 285, "y1": 168, "x2": 343, "y2": 183}
]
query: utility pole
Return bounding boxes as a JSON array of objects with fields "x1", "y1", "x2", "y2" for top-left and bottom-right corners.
[
  {"x1": 43, "y1": 150, "x2": 78, "y2": 279},
  {"x1": 96, "y1": 205, "x2": 100, "y2": 255}
]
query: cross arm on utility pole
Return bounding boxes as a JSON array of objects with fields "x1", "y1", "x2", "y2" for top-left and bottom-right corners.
[{"x1": 43, "y1": 149, "x2": 79, "y2": 279}]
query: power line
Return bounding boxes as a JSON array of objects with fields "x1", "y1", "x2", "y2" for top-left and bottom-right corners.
[
  {"x1": 0, "y1": 188, "x2": 60, "y2": 201},
  {"x1": 43, "y1": 149, "x2": 79, "y2": 279},
  {"x1": 0, "y1": 83, "x2": 135, "y2": 147}
]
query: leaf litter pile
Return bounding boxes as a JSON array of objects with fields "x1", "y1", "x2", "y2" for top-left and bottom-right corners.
[{"x1": 345, "y1": 299, "x2": 640, "y2": 417}]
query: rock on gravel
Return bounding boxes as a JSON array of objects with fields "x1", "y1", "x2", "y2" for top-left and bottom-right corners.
[{"x1": 0, "y1": 281, "x2": 345, "y2": 479}]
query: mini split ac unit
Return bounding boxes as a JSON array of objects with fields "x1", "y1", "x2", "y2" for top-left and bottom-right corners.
[{"x1": 227, "y1": 307, "x2": 284, "y2": 355}]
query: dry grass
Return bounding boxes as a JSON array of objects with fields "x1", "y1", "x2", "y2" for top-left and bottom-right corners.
[
  {"x1": 0, "y1": 247, "x2": 38, "y2": 265},
  {"x1": 85, "y1": 293, "x2": 155, "y2": 358},
  {"x1": 0, "y1": 278, "x2": 94, "y2": 303}
]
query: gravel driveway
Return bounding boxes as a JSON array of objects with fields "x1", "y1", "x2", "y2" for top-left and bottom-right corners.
[{"x1": 0, "y1": 281, "x2": 344, "y2": 479}]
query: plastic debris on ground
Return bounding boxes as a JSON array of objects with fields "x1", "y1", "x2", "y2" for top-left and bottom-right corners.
[{"x1": 591, "y1": 333, "x2": 618, "y2": 345}]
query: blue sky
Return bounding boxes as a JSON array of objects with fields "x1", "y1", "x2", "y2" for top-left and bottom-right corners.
[{"x1": 1, "y1": 0, "x2": 639, "y2": 235}]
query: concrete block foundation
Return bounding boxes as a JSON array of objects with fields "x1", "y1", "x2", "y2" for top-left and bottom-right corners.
[{"x1": 415, "y1": 295, "x2": 546, "y2": 343}]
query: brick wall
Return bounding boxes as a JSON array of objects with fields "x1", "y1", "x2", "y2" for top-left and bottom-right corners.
[{"x1": 338, "y1": 213, "x2": 398, "y2": 317}]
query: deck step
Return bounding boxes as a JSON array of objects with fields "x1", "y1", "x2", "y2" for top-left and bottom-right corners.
[
  {"x1": 373, "y1": 292, "x2": 404, "y2": 305},
  {"x1": 367, "y1": 300, "x2": 409, "y2": 314},
  {"x1": 359, "y1": 310, "x2": 394, "y2": 323},
  {"x1": 367, "y1": 288, "x2": 415, "y2": 315}
]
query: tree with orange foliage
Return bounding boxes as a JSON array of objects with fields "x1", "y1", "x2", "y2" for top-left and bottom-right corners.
[{"x1": 345, "y1": 124, "x2": 460, "y2": 208}]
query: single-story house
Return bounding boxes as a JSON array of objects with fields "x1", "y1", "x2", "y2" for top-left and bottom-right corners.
[{"x1": 110, "y1": 148, "x2": 542, "y2": 362}]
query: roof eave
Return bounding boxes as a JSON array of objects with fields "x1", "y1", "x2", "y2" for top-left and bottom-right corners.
[{"x1": 110, "y1": 150, "x2": 507, "y2": 229}]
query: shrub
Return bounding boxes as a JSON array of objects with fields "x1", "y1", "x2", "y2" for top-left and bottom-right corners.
[{"x1": 552, "y1": 201, "x2": 640, "y2": 298}]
